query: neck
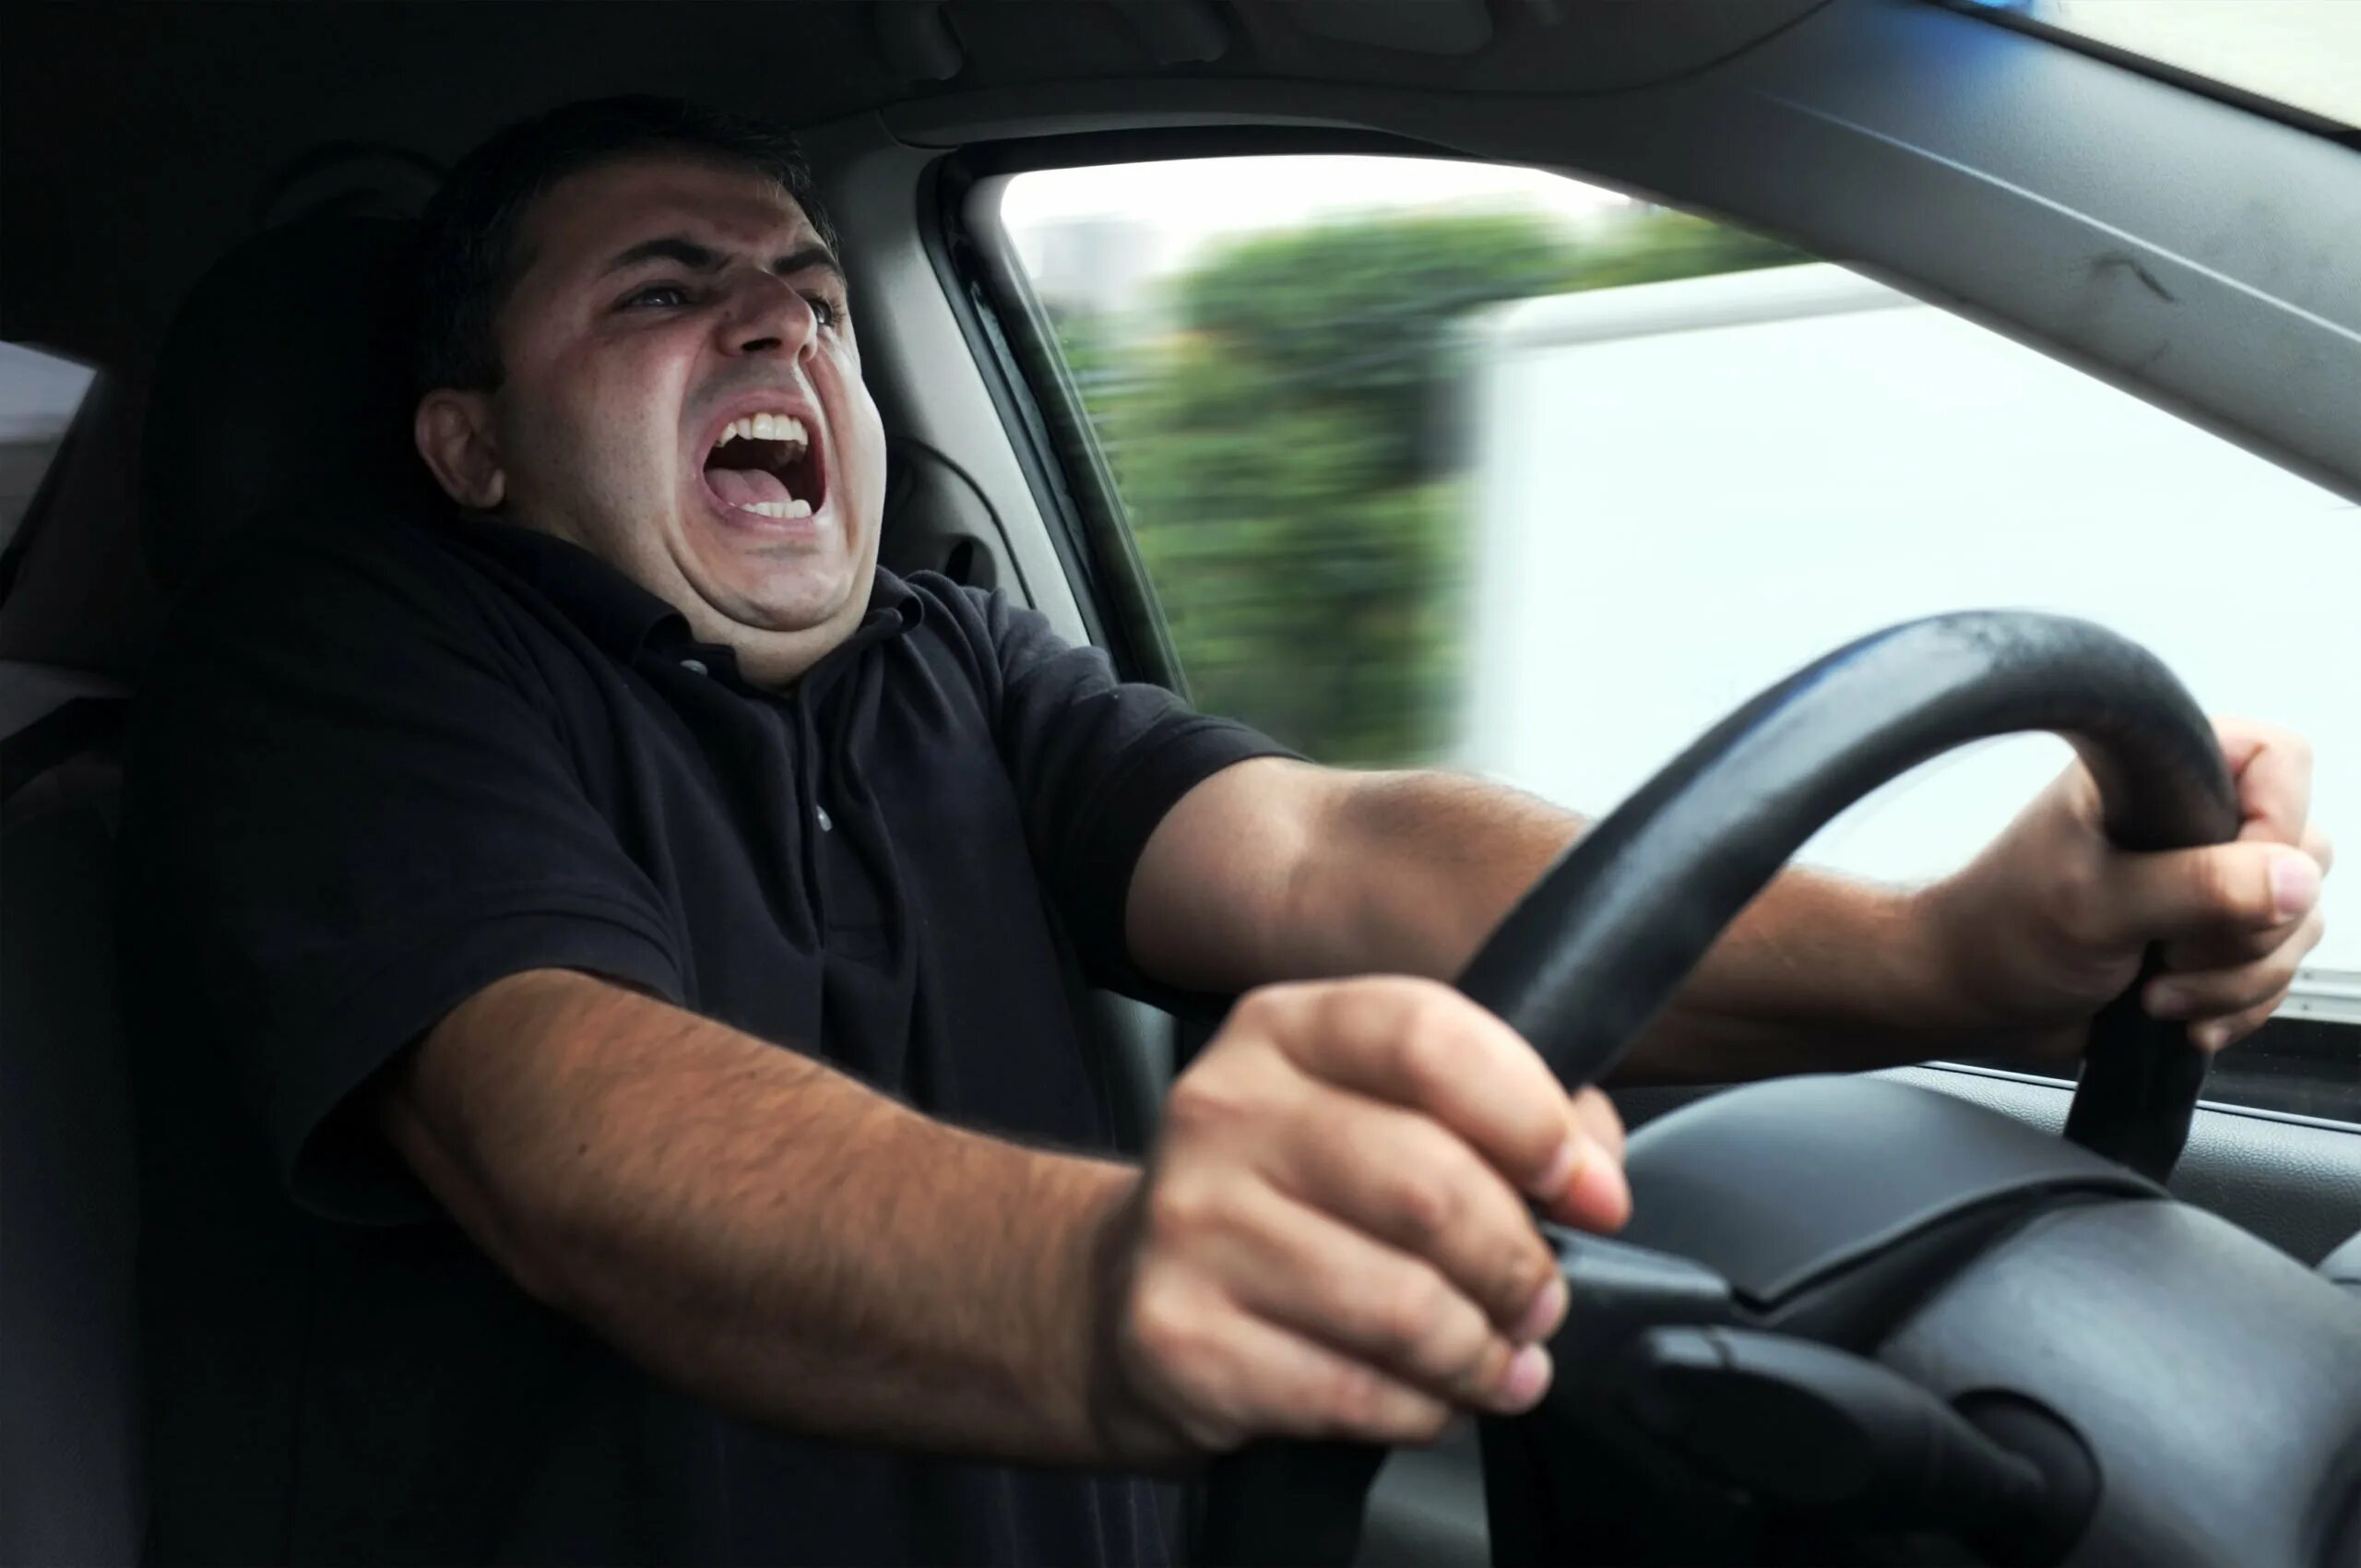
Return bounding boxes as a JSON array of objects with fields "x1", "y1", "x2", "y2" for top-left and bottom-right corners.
[{"x1": 689, "y1": 591, "x2": 872, "y2": 691}]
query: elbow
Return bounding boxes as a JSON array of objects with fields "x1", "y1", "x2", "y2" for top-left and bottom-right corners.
[
  {"x1": 375, "y1": 972, "x2": 621, "y2": 1313},
  {"x1": 376, "y1": 1069, "x2": 584, "y2": 1312}
]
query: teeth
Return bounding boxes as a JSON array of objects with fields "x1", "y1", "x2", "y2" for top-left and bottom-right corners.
[
  {"x1": 715, "y1": 413, "x2": 810, "y2": 452},
  {"x1": 735, "y1": 498, "x2": 814, "y2": 519}
]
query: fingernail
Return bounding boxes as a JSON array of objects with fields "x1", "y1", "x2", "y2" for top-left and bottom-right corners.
[
  {"x1": 1516, "y1": 1273, "x2": 1569, "y2": 1345},
  {"x1": 1495, "y1": 1344, "x2": 1553, "y2": 1412},
  {"x1": 2191, "y1": 1020, "x2": 2231, "y2": 1051},
  {"x1": 2272, "y1": 852, "x2": 2321, "y2": 919},
  {"x1": 2147, "y1": 981, "x2": 2190, "y2": 1019},
  {"x1": 1531, "y1": 1135, "x2": 1584, "y2": 1202}
]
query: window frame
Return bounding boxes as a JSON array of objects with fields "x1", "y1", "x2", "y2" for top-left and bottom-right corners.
[
  {"x1": 955, "y1": 137, "x2": 2361, "y2": 1130},
  {"x1": 1933, "y1": 0, "x2": 2361, "y2": 153}
]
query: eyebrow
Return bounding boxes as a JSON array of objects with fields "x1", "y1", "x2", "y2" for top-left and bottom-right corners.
[{"x1": 600, "y1": 235, "x2": 845, "y2": 284}]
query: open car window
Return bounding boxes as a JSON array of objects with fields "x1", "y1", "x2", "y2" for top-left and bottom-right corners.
[{"x1": 993, "y1": 153, "x2": 2360, "y2": 1126}]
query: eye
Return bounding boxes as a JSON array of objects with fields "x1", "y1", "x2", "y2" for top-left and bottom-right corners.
[
  {"x1": 806, "y1": 292, "x2": 845, "y2": 328},
  {"x1": 622, "y1": 282, "x2": 692, "y2": 310}
]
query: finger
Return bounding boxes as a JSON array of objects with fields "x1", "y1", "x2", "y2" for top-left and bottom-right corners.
[
  {"x1": 2190, "y1": 993, "x2": 2288, "y2": 1053},
  {"x1": 1208, "y1": 1182, "x2": 1546, "y2": 1415},
  {"x1": 2215, "y1": 718, "x2": 2312, "y2": 849},
  {"x1": 1264, "y1": 1079, "x2": 1567, "y2": 1334},
  {"x1": 1572, "y1": 1087, "x2": 1625, "y2": 1165},
  {"x1": 2159, "y1": 912, "x2": 2307, "y2": 975},
  {"x1": 2143, "y1": 909, "x2": 2324, "y2": 1024},
  {"x1": 2157, "y1": 829, "x2": 2331, "y2": 967},
  {"x1": 1127, "y1": 1274, "x2": 1459, "y2": 1447},
  {"x1": 2096, "y1": 842, "x2": 2322, "y2": 948},
  {"x1": 1266, "y1": 979, "x2": 1629, "y2": 1228}
]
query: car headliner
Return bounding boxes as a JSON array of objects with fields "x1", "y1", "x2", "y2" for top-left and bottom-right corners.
[{"x1": 1, "y1": 0, "x2": 1823, "y2": 370}]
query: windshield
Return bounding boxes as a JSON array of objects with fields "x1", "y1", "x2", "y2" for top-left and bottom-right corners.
[{"x1": 1987, "y1": 0, "x2": 2361, "y2": 131}]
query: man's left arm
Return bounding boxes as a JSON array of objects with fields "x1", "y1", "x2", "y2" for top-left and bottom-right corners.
[{"x1": 1127, "y1": 725, "x2": 2331, "y2": 1084}]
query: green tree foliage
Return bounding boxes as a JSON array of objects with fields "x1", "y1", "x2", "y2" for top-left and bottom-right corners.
[{"x1": 1064, "y1": 206, "x2": 1799, "y2": 766}]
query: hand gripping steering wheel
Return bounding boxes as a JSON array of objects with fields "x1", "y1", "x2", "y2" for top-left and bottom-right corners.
[{"x1": 1192, "y1": 611, "x2": 2241, "y2": 1567}]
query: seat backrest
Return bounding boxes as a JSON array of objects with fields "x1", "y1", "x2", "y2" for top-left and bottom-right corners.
[
  {"x1": 5, "y1": 213, "x2": 456, "y2": 1566},
  {"x1": 0, "y1": 661, "x2": 141, "y2": 1564}
]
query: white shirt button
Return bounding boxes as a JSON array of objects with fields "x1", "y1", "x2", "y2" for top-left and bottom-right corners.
[
  {"x1": 680, "y1": 658, "x2": 709, "y2": 676},
  {"x1": 816, "y1": 805, "x2": 834, "y2": 833}
]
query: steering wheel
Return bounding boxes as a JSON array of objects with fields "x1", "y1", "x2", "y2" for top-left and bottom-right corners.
[{"x1": 1191, "y1": 610, "x2": 2251, "y2": 1566}]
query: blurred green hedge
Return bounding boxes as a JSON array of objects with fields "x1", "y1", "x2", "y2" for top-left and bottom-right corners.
[{"x1": 1058, "y1": 207, "x2": 1798, "y2": 766}]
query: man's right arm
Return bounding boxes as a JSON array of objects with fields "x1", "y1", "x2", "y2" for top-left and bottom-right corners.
[
  {"x1": 379, "y1": 968, "x2": 1630, "y2": 1470},
  {"x1": 381, "y1": 968, "x2": 1138, "y2": 1465}
]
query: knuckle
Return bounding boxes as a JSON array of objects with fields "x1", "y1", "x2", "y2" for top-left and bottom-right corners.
[
  {"x1": 1161, "y1": 1071, "x2": 1251, "y2": 1144},
  {"x1": 1367, "y1": 1269, "x2": 1453, "y2": 1360},
  {"x1": 1387, "y1": 1016, "x2": 1460, "y2": 1099},
  {"x1": 1382, "y1": 1160, "x2": 1463, "y2": 1248},
  {"x1": 1395, "y1": 976, "x2": 1467, "y2": 1034},
  {"x1": 1495, "y1": 1243, "x2": 1556, "y2": 1323},
  {"x1": 1144, "y1": 1175, "x2": 1228, "y2": 1247},
  {"x1": 1320, "y1": 1359, "x2": 1398, "y2": 1433},
  {"x1": 1125, "y1": 1276, "x2": 1205, "y2": 1371},
  {"x1": 1453, "y1": 1336, "x2": 1516, "y2": 1404}
]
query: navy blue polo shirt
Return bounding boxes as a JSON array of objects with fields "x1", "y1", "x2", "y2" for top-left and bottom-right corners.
[{"x1": 118, "y1": 506, "x2": 1290, "y2": 1566}]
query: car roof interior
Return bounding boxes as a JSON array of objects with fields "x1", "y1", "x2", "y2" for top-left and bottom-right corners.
[{"x1": 5, "y1": 5, "x2": 2360, "y2": 1564}]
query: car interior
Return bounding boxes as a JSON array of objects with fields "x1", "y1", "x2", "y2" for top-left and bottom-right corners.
[{"x1": 5, "y1": 2, "x2": 2360, "y2": 1565}]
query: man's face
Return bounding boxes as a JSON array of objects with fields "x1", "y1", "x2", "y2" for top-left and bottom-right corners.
[{"x1": 428, "y1": 154, "x2": 886, "y2": 680}]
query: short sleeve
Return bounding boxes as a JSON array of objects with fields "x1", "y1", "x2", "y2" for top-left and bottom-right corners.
[
  {"x1": 120, "y1": 518, "x2": 684, "y2": 1223},
  {"x1": 949, "y1": 582, "x2": 1300, "y2": 998}
]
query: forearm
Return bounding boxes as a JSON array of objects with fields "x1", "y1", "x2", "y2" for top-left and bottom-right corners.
[
  {"x1": 382, "y1": 969, "x2": 1140, "y2": 1466},
  {"x1": 1298, "y1": 768, "x2": 2012, "y2": 1081}
]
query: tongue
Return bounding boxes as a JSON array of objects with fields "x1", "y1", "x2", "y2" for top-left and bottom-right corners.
[{"x1": 706, "y1": 465, "x2": 793, "y2": 508}]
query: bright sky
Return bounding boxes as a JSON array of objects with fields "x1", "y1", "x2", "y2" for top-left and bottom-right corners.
[{"x1": 1000, "y1": 155, "x2": 1632, "y2": 280}]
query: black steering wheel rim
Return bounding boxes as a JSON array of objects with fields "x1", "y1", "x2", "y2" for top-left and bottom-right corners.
[
  {"x1": 1456, "y1": 609, "x2": 2238, "y2": 1171},
  {"x1": 1194, "y1": 611, "x2": 2239, "y2": 1568}
]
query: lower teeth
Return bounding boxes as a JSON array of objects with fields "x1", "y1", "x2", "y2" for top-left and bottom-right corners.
[{"x1": 735, "y1": 499, "x2": 813, "y2": 519}]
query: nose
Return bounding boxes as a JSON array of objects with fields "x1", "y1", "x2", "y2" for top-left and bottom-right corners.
[{"x1": 720, "y1": 271, "x2": 819, "y2": 362}]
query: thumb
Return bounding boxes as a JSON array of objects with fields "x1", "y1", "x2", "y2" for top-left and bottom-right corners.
[{"x1": 2098, "y1": 841, "x2": 2322, "y2": 946}]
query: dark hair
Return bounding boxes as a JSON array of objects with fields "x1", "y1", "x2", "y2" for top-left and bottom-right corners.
[{"x1": 412, "y1": 95, "x2": 839, "y2": 394}]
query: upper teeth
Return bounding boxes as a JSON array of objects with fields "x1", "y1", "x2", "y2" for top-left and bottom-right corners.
[{"x1": 718, "y1": 412, "x2": 808, "y2": 449}]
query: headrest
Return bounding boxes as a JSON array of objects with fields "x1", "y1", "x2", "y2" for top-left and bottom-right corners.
[{"x1": 143, "y1": 217, "x2": 443, "y2": 593}]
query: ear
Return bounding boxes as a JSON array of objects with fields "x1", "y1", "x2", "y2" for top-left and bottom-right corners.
[{"x1": 414, "y1": 389, "x2": 506, "y2": 510}]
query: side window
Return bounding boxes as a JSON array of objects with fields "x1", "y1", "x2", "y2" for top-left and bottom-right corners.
[
  {"x1": 0, "y1": 340, "x2": 98, "y2": 556},
  {"x1": 996, "y1": 155, "x2": 2357, "y2": 1124}
]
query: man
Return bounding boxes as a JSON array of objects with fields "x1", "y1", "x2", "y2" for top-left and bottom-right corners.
[{"x1": 122, "y1": 96, "x2": 2329, "y2": 1565}]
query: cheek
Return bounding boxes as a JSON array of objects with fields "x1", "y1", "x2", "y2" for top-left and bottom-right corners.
[{"x1": 832, "y1": 350, "x2": 888, "y2": 480}]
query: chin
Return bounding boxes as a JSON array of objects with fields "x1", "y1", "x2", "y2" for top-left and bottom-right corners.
[{"x1": 712, "y1": 567, "x2": 864, "y2": 636}]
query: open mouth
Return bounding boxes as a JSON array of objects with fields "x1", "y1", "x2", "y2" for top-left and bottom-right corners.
[{"x1": 701, "y1": 410, "x2": 828, "y2": 521}]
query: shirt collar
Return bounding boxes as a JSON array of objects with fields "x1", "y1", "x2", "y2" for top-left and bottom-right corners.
[{"x1": 439, "y1": 511, "x2": 926, "y2": 669}]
